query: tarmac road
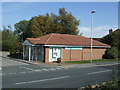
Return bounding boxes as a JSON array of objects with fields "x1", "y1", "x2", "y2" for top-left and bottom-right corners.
[{"x1": 1, "y1": 57, "x2": 119, "y2": 88}]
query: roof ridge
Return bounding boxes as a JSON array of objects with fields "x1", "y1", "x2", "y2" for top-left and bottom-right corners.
[
  {"x1": 44, "y1": 33, "x2": 54, "y2": 44},
  {"x1": 25, "y1": 33, "x2": 110, "y2": 47},
  {"x1": 27, "y1": 38, "x2": 40, "y2": 44},
  {"x1": 54, "y1": 33, "x2": 88, "y2": 39}
]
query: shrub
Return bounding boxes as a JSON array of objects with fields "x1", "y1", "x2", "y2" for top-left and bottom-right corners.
[{"x1": 103, "y1": 47, "x2": 118, "y2": 59}]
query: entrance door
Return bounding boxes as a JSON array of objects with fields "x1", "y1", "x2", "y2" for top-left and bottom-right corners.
[
  {"x1": 36, "y1": 46, "x2": 44, "y2": 61},
  {"x1": 49, "y1": 47, "x2": 61, "y2": 62}
]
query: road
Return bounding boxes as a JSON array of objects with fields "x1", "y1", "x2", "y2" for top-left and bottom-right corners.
[{"x1": 1, "y1": 57, "x2": 119, "y2": 88}]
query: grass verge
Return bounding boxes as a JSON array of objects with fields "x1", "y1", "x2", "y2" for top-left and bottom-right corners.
[{"x1": 64, "y1": 59, "x2": 119, "y2": 64}]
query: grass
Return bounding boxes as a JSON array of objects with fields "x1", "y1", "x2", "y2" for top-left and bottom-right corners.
[{"x1": 64, "y1": 59, "x2": 119, "y2": 64}]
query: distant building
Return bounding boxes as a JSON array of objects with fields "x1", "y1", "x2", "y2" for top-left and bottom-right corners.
[
  {"x1": 22, "y1": 33, "x2": 110, "y2": 63},
  {"x1": 92, "y1": 38, "x2": 102, "y2": 42},
  {"x1": 109, "y1": 29, "x2": 113, "y2": 34},
  {"x1": 110, "y1": 29, "x2": 120, "y2": 34},
  {"x1": 93, "y1": 29, "x2": 114, "y2": 42}
]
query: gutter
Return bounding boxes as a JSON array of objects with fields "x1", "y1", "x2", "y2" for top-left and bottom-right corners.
[{"x1": 44, "y1": 45, "x2": 111, "y2": 48}]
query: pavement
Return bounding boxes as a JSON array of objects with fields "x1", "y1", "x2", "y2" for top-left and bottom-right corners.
[
  {"x1": 1, "y1": 56, "x2": 119, "y2": 68},
  {"x1": 1, "y1": 56, "x2": 78, "y2": 68}
]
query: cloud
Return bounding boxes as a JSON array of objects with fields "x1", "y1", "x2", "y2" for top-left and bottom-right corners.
[
  {"x1": 78, "y1": 25, "x2": 118, "y2": 38},
  {"x1": 94, "y1": 25, "x2": 118, "y2": 32},
  {"x1": 78, "y1": 27, "x2": 91, "y2": 32}
]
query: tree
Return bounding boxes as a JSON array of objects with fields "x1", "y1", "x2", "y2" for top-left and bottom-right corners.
[
  {"x1": 103, "y1": 47, "x2": 119, "y2": 59},
  {"x1": 14, "y1": 8, "x2": 80, "y2": 39},
  {"x1": 29, "y1": 13, "x2": 54, "y2": 37},
  {"x1": 50, "y1": 13, "x2": 63, "y2": 33},
  {"x1": 2, "y1": 26, "x2": 18, "y2": 52},
  {"x1": 29, "y1": 16, "x2": 44, "y2": 37},
  {"x1": 58, "y1": 8, "x2": 80, "y2": 35},
  {"x1": 14, "y1": 20, "x2": 30, "y2": 42},
  {"x1": 102, "y1": 29, "x2": 120, "y2": 47},
  {"x1": 102, "y1": 29, "x2": 120, "y2": 59}
]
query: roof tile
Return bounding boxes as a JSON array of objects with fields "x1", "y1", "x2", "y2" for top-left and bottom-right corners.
[{"x1": 26, "y1": 33, "x2": 109, "y2": 46}]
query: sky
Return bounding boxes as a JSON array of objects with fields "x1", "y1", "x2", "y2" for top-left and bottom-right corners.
[{"x1": 2, "y1": 2, "x2": 118, "y2": 38}]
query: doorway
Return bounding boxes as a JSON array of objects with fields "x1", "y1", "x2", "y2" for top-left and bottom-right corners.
[{"x1": 49, "y1": 47, "x2": 61, "y2": 62}]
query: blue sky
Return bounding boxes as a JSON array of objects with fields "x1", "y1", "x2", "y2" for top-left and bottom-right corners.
[{"x1": 2, "y1": 2, "x2": 118, "y2": 38}]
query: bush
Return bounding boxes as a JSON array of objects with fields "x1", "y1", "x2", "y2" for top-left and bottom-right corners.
[
  {"x1": 8, "y1": 52, "x2": 23, "y2": 59},
  {"x1": 103, "y1": 47, "x2": 118, "y2": 59}
]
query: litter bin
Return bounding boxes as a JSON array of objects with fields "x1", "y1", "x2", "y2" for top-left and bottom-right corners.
[{"x1": 57, "y1": 58, "x2": 61, "y2": 63}]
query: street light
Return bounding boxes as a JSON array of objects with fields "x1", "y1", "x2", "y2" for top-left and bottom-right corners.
[{"x1": 90, "y1": 10, "x2": 96, "y2": 63}]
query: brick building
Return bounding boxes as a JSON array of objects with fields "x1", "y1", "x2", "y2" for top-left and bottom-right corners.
[{"x1": 22, "y1": 33, "x2": 110, "y2": 63}]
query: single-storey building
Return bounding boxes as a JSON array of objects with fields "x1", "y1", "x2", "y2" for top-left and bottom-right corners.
[{"x1": 22, "y1": 33, "x2": 110, "y2": 63}]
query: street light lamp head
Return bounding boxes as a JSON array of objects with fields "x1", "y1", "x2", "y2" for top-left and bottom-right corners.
[{"x1": 91, "y1": 10, "x2": 96, "y2": 14}]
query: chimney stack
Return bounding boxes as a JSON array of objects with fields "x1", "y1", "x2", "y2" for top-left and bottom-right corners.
[{"x1": 109, "y1": 29, "x2": 113, "y2": 34}]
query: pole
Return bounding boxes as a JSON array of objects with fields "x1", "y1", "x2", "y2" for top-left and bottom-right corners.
[
  {"x1": 70, "y1": 48, "x2": 71, "y2": 62},
  {"x1": 23, "y1": 45, "x2": 24, "y2": 60},
  {"x1": 29, "y1": 46, "x2": 31, "y2": 61},
  {"x1": 90, "y1": 10, "x2": 96, "y2": 64},
  {"x1": 35, "y1": 46, "x2": 37, "y2": 62},
  {"x1": 90, "y1": 13, "x2": 93, "y2": 63}
]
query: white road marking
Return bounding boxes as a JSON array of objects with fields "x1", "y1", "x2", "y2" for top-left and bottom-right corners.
[
  {"x1": 49, "y1": 68, "x2": 56, "y2": 70},
  {"x1": 19, "y1": 72, "x2": 26, "y2": 74},
  {"x1": 0, "y1": 67, "x2": 1, "y2": 70},
  {"x1": 2, "y1": 68, "x2": 63, "y2": 76},
  {"x1": 19, "y1": 66, "x2": 34, "y2": 71},
  {"x1": 2, "y1": 67, "x2": 65, "y2": 76},
  {"x1": 41, "y1": 69, "x2": 49, "y2": 71},
  {"x1": 9, "y1": 73, "x2": 17, "y2": 75},
  {"x1": 15, "y1": 76, "x2": 70, "y2": 85},
  {"x1": 34, "y1": 70, "x2": 42, "y2": 72},
  {"x1": 88, "y1": 70, "x2": 112, "y2": 75}
]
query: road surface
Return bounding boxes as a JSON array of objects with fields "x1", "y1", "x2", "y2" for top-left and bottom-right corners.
[{"x1": 1, "y1": 57, "x2": 119, "y2": 88}]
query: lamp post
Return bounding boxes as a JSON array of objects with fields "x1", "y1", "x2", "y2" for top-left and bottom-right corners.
[{"x1": 90, "y1": 10, "x2": 96, "y2": 63}]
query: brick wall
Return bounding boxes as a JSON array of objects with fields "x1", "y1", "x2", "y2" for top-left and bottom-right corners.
[
  {"x1": 61, "y1": 48, "x2": 106, "y2": 62},
  {"x1": 62, "y1": 48, "x2": 83, "y2": 62},
  {"x1": 44, "y1": 47, "x2": 107, "y2": 62},
  {"x1": 83, "y1": 48, "x2": 106, "y2": 60},
  {"x1": 44, "y1": 47, "x2": 49, "y2": 63}
]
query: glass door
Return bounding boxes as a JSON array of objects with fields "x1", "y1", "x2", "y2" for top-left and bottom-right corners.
[{"x1": 49, "y1": 47, "x2": 61, "y2": 62}]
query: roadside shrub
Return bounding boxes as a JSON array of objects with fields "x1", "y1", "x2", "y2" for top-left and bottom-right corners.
[
  {"x1": 8, "y1": 52, "x2": 23, "y2": 59},
  {"x1": 118, "y1": 50, "x2": 120, "y2": 59},
  {"x1": 103, "y1": 47, "x2": 118, "y2": 59}
]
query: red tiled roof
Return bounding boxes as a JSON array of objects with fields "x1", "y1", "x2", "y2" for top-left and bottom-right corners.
[{"x1": 26, "y1": 33, "x2": 109, "y2": 47}]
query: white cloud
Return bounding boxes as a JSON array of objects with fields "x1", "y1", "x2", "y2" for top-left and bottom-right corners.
[
  {"x1": 78, "y1": 25, "x2": 118, "y2": 38},
  {"x1": 94, "y1": 25, "x2": 118, "y2": 32},
  {"x1": 78, "y1": 27, "x2": 91, "y2": 32}
]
